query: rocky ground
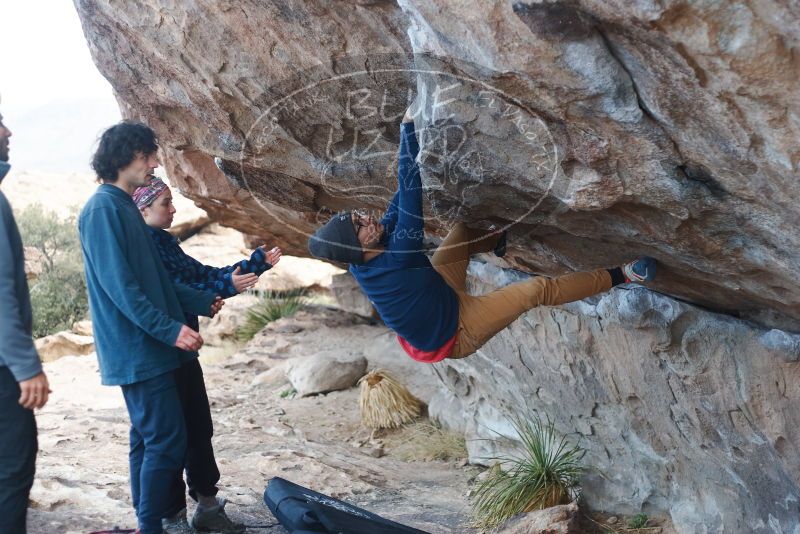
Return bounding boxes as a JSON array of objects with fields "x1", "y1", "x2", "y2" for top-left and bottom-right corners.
[{"x1": 28, "y1": 305, "x2": 479, "y2": 534}]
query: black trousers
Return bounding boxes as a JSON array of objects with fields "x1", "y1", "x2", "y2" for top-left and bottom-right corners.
[
  {"x1": 0, "y1": 367, "x2": 37, "y2": 534},
  {"x1": 165, "y1": 358, "x2": 220, "y2": 517}
]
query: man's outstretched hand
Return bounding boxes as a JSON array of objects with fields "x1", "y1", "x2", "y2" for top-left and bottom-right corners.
[
  {"x1": 210, "y1": 295, "x2": 224, "y2": 317},
  {"x1": 19, "y1": 372, "x2": 50, "y2": 410},
  {"x1": 175, "y1": 324, "x2": 204, "y2": 352}
]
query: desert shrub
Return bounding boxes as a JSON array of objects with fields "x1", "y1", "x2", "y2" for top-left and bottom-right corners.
[
  {"x1": 628, "y1": 513, "x2": 649, "y2": 529},
  {"x1": 16, "y1": 204, "x2": 88, "y2": 337},
  {"x1": 470, "y1": 413, "x2": 585, "y2": 529},
  {"x1": 395, "y1": 421, "x2": 467, "y2": 462},
  {"x1": 236, "y1": 288, "x2": 306, "y2": 341}
]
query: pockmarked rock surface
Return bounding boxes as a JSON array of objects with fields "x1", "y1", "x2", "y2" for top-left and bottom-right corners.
[{"x1": 429, "y1": 262, "x2": 800, "y2": 533}]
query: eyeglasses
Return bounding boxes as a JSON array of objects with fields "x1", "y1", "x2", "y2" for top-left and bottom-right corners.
[{"x1": 351, "y1": 211, "x2": 368, "y2": 234}]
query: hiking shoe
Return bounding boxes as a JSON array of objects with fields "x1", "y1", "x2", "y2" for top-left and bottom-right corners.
[
  {"x1": 190, "y1": 498, "x2": 245, "y2": 533},
  {"x1": 494, "y1": 230, "x2": 507, "y2": 258},
  {"x1": 162, "y1": 508, "x2": 193, "y2": 534},
  {"x1": 623, "y1": 256, "x2": 657, "y2": 283}
]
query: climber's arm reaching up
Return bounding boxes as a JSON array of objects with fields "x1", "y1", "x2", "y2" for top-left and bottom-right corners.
[{"x1": 388, "y1": 109, "x2": 424, "y2": 252}]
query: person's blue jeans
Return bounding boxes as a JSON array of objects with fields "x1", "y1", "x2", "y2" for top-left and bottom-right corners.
[
  {"x1": 165, "y1": 358, "x2": 220, "y2": 517},
  {"x1": 0, "y1": 367, "x2": 37, "y2": 534},
  {"x1": 121, "y1": 370, "x2": 187, "y2": 534}
]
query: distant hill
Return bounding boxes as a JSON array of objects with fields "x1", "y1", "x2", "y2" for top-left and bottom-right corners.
[{"x1": 7, "y1": 97, "x2": 121, "y2": 173}]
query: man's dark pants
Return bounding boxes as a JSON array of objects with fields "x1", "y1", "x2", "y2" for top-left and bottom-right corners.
[
  {"x1": 122, "y1": 370, "x2": 187, "y2": 534},
  {"x1": 165, "y1": 357, "x2": 220, "y2": 517},
  {"x1": 0, "y1": 367, "x2": 37, "y2": 534}
]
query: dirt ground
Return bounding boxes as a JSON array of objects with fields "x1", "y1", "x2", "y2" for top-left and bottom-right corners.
[{"x1": 27, "y1": 304, "x2": 480, "y2": 534}]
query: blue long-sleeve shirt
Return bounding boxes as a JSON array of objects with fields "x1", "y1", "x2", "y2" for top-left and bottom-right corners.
[
  {"x1": 0, "y1": 180, "x2": 43, "y2": 382},
  {"x1": 79, "y1": 184, "x2": 216, "y2": 386},
  {"x1": 146, "y1": 226, "x2": 272, "y2": 330},
  {"x1": 350, "y1": 122, "x2": 459, "y2": 351}
]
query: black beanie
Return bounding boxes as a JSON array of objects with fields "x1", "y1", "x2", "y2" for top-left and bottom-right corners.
[{"x1": 308, "y1": 212, "x2": 364, "y2": 265}]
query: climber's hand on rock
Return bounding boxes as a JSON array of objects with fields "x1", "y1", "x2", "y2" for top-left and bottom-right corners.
[
  {"x1": 232, "y1": 266, "x2": 259, "y2": 293},
  {"x1": 175, "y1": 325, "x2": 204, "y2": 352}
]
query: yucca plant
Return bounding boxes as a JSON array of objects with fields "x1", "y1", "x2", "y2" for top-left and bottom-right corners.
[
  {"x1": 236, "y1": 288, "x2": 306, "y2": 341},
  {"x1": 470, "y1": 412, "x2": 585, "y2": 529}
]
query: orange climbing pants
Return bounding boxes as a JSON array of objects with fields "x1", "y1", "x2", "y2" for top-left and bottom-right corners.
[{"x1": 431, "y1": 223, "x2": 612, "y2": 359}]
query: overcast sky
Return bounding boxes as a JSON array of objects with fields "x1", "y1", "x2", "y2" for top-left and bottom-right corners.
[{"x1": 0, "y1": 1, "x2": 122, "y2": 172}]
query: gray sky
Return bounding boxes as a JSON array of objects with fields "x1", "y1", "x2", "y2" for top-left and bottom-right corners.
[{"x1": 0, "y1": 1, "x2": 122, "y2": 172}]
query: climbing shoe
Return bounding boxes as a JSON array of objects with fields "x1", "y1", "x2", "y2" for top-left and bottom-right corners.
[
  {"x1": 190, "y1": 498, "x2": 246, "y2": 533},
  {"x1": 162, "y1": 508, "x2": 193, "y2": 534},
  {"x1": 492, "y1": 228, "x2": 507, "y2": 258},
  {"x1": 623, "y1": 256, "x2": 657, "y2": 283}
]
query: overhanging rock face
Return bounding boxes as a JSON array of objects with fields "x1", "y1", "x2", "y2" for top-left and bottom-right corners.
[
  {"x1": 73, "y1": 0, "x2": 800, "y2": 529},
  {"x1": 73, "y1": 0, "x2": 799, "y2": 330},
  {"x1": 429, "y1": 262, "x2": 800, "y2": 532}
]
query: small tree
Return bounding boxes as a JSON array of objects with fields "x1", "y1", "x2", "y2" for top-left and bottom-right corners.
[
  {"x1": 16, "y1": 204, "x2": 88, "y2": 337},
  {"x1": 16, "y1": 204, "x2": 79, "y2": 271}
]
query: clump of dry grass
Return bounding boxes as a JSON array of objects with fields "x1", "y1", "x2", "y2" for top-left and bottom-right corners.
[
  {"x1": 394, "y1": 421, "x2": 467, "y2": 462},
  {"x1": 358, "y1": 369, "x2": 423, "y2": 430}
]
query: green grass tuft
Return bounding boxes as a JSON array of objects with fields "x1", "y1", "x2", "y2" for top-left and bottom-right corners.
[
  {"x1": 236, "y1": 289, "x2": 306, "y2": 341},
  {"x1": 470, "y1": 412, "x2": 585, "y2": 529},
  {"x1": 279, "y1": 387, "x2": 297, "y2": 399},
  {"x1": 628, "y1": 513, "x2": 648, "y2": 529}
]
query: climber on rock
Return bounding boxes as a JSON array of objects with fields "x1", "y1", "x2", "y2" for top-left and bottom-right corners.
[
  {"x1": 308, "y1": 107, "x2": 657, "y2": 363},
  {"x1": 133, "y1": 174, "x2": 281, "y2": 533}
]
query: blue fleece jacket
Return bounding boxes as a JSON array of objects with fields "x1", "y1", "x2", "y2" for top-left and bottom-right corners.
[
  {"x1": 79, "y1": 184, "x2": 216, "y2": 386},
  {"x1": 146, "y1": 226, "x2": 272, "y2": 330},
  {"x1": 350, "y1": 123, "x2": 459, "y2": 351},
  {"x1": 0, "y1": 163, "x2": 43, "y2": 382}
]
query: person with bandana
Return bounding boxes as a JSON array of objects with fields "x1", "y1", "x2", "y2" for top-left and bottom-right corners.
[
  {"x1": 0, "y1": 105, "x2": 51, "y2": 533},
  {"x1": 133, "y1": 175, "x2": 281, "y2": 533}
]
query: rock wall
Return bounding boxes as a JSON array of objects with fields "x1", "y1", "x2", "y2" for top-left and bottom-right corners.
[
  {"x1": 430, "y1": 261, "x2": 800, "y2": 532},
  {"x1": 73, "y1": 0, "x2": 800, "y2": 530}
]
